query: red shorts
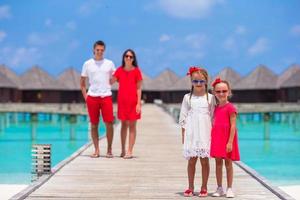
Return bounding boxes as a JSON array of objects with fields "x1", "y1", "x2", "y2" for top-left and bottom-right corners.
[{"x1": 86, "y1": 95, "x2": 114, "y2": 124}]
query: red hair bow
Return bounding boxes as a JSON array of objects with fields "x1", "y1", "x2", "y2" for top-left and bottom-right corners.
[
  {"x1": 187, "y1": 66, "x2": 200, "y2": 76},
  {"x1": 212, "y1": 77, "x2": 222, "y2": 87}
]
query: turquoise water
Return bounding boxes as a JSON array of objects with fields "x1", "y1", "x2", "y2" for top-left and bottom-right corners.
[
  {"x1": 0, "y1": 113, "x2": 105, "y2": 184},
  {"x1": 237, "y1": 112, "x2": 300, "y2": 186},
  {"x1": 1, "y1": 111, "x2": 299, "y2": 186}
]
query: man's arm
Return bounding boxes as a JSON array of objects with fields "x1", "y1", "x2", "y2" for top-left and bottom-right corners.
[{"x1": 80, "y1": 76, "x2": 87, "y2": 100}]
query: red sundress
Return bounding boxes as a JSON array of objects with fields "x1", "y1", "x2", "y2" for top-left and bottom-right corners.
[
  {"x1": 113, "y1": 66, "x2": 143, "y2": 121},
  {"x1": 210, "y1": 103, "x2": 240, "y2": 161}
]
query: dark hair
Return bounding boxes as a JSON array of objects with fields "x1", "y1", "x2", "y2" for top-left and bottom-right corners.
[
  {"x1": 93, "y1": 40, "x2": 106, "y2": 49},
  {"x1": 122, "y1": 49, "x2": 138, "y2": 67}
]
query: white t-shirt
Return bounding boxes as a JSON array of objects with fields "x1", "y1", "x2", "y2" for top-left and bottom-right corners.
[{"x1": 81, "y1": 58, "x2": 116, "y2": 97}]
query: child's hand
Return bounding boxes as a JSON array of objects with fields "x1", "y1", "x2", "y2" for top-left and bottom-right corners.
[
  {"x1": 226, "y1": 142, "x2": 233, "y2": 153},
  {"x1": 136, "y1": 103, "x2": 141, "y2": 114}
]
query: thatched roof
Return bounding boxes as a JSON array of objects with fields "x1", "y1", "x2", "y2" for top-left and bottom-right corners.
[
  {"x1": 141, "y1": 72, "x2": 153, "y2": 91},
  {"x1": 57, "y1": 68, "x2": 81, "y2": 90},
  {"x1": 212, "y1": 67, "x2": 242, "y2": 89},
  {"x1": 0, "y1": 71, "x2": 17, "y2": 88},
  {"x1": 169, "y1": 75, "x2": 190, "y2": 91},
  {"x1": 281, "y1": 70, "x2": 300, "y2": 88},
  {"x1": 277, "y1": 64, "x2": 300, "y2": 87},
  {"x1": 20, "y1": 66, "x2": 65, "y2": 90},
  {"x1": 147, "y1": 68, "x2": 180, "y2": 91},
  {"x1": 234, "y1": 65, "x2": 278, "y2": 90},
  {"x1": 0, "y1": 65, "x2": 21, "y2": 87}
]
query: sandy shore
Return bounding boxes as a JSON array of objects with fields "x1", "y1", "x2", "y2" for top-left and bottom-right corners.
[
  {"x1": 0, "y1": 184, "x2": 28, "y2": 200},
  {"x1": 279, "y1": 185, "x2": 300, "y2": 200}
]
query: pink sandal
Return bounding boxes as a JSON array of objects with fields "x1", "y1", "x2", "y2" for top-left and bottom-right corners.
[
  {"x1": 183, "y1": 189, "x2": 194, "y2": 197},
  {"x1": 198, "y1": 189, "x2": 208, "y2": 197}
]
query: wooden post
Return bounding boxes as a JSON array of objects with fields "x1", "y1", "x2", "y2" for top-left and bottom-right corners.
[
  {"x1": 51, "y1": 113, "x2": 58, "y2": 124},
  {"x1": 240, "y1": 114, "x2": 246, "y2": 125},
  {"x1": 12, "y1": 112, "x2": 18, "y2": 124},
  {"x1": 263, "y1": 112, "x2": 270, "y2": 140},
  {"x1": 31, "y1": 113, "x2": 38, "y2": 140},
  {"x1": 59, "y1": 114, "x2": 64, "y2": 132},
  {"x1": 292, "y1": 112, "x2": 300, "y2": 132},
  {"x1": 4, "y1": 112, "x2": 10, "y2": 128},
  {"x1": 0, "y1": 113, "x2": 4, "y2": 132},
  {"x1": 69, "y1": 114, "x2": 77, "y2": 140}
]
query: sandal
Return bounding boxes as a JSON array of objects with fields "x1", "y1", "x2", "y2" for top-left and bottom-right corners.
[
  {"x1": 198, "y1": 189, "x2": 208, "y2": 197},
  {"x1": 183, "y1": 189, "x2": 194, "y2": 197}
]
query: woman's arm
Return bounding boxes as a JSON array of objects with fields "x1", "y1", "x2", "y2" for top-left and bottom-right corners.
[
  {"x1": 136, "y1": 80, "x2": 142, "y2": 113},
  {"x1": 110, "y1": 76, "x2": 117, "y2": 85},
  {"x1": 226, "y1": 113, "x2": 237, "y2": 152}
]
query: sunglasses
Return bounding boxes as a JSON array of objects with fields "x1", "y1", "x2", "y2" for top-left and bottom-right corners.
[
  {"x1": 215, "y1": 90, "x2": 228, "y2": 94},
  {"x1": 125, "y1": 55, "x2": 133, "y2": 59},
  {"x1": 191, "y1": 79, "x2": 206, "y2": 84}
]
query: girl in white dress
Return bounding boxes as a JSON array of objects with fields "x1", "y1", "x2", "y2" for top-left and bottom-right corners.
[{"x1": 179, "y1": 66, "x2": 215, "y2": 197}]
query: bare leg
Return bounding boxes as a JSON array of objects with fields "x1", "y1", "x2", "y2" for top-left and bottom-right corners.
[
  {"x1": 200, "y1": 157, "x2": 210, "y2": 191},
  {"x1": 215, "y1": 158, "x2": 223, "y2": 187},
  {"x1": 105, "y1": 122, "x2": 114, "y2": 155},
  {"x1": 90, "y1": 124, "x2": 99, "y2": 157},
  {"x1": 127, "y1": 120, "x2": 137, "y2": 156},
  {"x1": 225, "y1": 159, "x2": 233, "y2": 188},
  {"x1": 187, "y1": 157, "x2": 197, "y2": 191},
  {"x1": 120, "y1": 121, "x2": 128, "y2": 157}
]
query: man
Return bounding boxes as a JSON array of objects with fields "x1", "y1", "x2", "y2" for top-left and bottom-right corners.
[{"x1": 80, "y1": 40, "x2": 115, "y2": 158}]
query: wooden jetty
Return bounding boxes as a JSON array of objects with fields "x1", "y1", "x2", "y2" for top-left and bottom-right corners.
[{"x1": 12, "y1": 104, "x2": 293, "y2": 199}]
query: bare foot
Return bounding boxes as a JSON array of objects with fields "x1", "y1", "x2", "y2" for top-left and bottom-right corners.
[
  {"x1": 123, "y1": 152, "x2": 133, "y2": 159},
  {"x1": 90, "y1": 153, "x2": 99, "y2": 158},
  {"x1": 120, "y1": 152, "x2": 125, "y2": 157},
  {"x1": 106, "y1": 152, "x2": 114, "y2": 158}
]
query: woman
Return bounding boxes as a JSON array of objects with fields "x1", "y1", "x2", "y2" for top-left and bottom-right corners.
[{"x1": 110, "y1": 49, "x2": 143, "y2": 159}]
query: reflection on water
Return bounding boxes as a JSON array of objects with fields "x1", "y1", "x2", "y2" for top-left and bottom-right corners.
[
  {"x1": 0, "y1": 112, "x2": 105, "y2": 184},
  {"x1": 238, "y1": 112, "x2": 300, "y2": 186}
]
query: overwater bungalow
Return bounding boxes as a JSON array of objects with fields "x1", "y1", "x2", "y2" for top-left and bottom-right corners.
[
  {"x1": 19, "y1": 66, "x2": 65, "y2": 103},
  {"x1": 277, "y1": 64, "x2": 300, "y2": 102},
  {"x1": 0, "y1": 65, "x2": 22, "y2": 102},
  {"x1": 147, "y1": 69, "x2": 180, "y2": 103},
  {"x1": 0, "y1": 71, "x2": 18, "y2": 102},
  {"x1": 57, "y1": 68, "x2": 84, "y2": 103},
  {"x1": 233, "y1": 65, "x2": 278, "y2": 102},
  {"x1": 279, "y1": 68, "x2": 300, "y2": 102},
  {"x1": 168, "y1": 75, "x2": 190, "y2": 103},
  {"x1": 0, "y1": 64, "x2": 300, "y2": 103}
]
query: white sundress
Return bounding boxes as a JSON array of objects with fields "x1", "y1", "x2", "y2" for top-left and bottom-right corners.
[{"x1": 179, "y1": 93, "x2": 215, "y2": 159}]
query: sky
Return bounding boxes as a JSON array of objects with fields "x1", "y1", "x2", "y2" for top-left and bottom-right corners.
[{"x1": 0, "y1": 0, "x2": 300, "y2": 78}]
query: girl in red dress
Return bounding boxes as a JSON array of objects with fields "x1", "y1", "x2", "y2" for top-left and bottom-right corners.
[
  {"x1": 110, "y1": 49, "x2": 143, "y2": 159},
  {"x1": 210, "y1": 78, "x2": 240, "y2": 198}
]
